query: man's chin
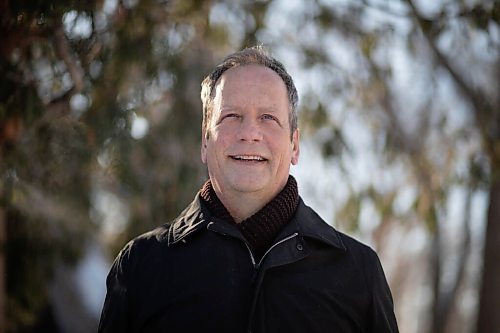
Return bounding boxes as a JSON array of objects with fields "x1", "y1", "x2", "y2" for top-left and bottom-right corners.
[
  {"x1": 228, "y1": 179, "x2": 267, "y2": 194},
  {"x1": 232, "y1": 183, "x2": 265, "y2": 194}
]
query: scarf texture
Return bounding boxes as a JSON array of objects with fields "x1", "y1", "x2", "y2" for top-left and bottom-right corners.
[{"x1": 200, "y1": 176, "x2": 299, "y2": 261}]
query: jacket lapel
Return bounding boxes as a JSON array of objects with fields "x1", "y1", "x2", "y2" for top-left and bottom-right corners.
[
  {"x1": 257, "y1": 199, "x2": 346, "y2": 273},
  {"x1": 167, "y1": 194, "x2": 208, "y2": 246},
  {"x1": 294, "y1": 199, "x2": 346, "y2": 251}
]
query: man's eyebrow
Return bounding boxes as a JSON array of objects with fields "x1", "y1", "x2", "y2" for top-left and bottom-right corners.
[
  {"x1": 218, "y1": 106, "x2": 240, "y2": 114},
  {"x1": 218, "y1": 104, "x2": 283, "y2": 113},
  {"x1": 257, "y1": 106, "x2": 283, "y2": 114}
]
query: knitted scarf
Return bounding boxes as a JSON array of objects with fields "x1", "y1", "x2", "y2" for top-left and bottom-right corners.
[{"x1": 200, "y1": 176, "x2": 299, "y2": 261}]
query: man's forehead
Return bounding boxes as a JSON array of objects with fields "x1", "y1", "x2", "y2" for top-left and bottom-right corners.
[
  {"x1": 214, "y1": 65, "x2": 285, "y2": 98},
  {"x1": 216, "y1": 64, "x2": 282, "y2": 86}
]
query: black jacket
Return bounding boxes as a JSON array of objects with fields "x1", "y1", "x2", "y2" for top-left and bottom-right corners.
[{"x1": 98, "y1": 194, "x2": 398, "y2": 332}]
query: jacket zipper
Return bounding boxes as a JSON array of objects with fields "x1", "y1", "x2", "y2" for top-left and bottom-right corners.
[
  {"x1": 208, "y1": 222, "x2": 299, "y2": 277},
  {"x1": 247, "y1": 232, "x2": 300, "y2": 332},
  {"x1": 245, "y1": 232, "x2": 299, "y2": 269}
]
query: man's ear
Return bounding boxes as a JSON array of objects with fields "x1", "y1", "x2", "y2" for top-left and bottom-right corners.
[
  {"x1": 291, "y1": 128, "x2": 300, "y2": 165},
  {"x1": 201, "y1": 131, "x2": 207, "y2": 164}
]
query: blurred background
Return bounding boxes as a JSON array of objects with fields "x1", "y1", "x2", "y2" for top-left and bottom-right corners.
[{"x1": 0, "y1": 0, "x2": 498, "y2": 332}]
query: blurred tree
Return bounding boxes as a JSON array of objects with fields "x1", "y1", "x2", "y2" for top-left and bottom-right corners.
[
  {"x1": 1, "y1": 0, "x2": 209, "y2": 331},
  {"x1": 1, "y1": 1, "x2": 96, "y2": 330},
  {"x1": 0, "y1": 0, "x2": 278, "y2": 330}
]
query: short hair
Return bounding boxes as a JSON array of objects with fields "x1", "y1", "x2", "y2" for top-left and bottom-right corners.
[{"x1": 200, "y1": 46, "x2": 298, "y2": 139}]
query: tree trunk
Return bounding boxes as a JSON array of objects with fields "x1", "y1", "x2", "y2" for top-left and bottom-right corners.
[
  {"x1": 0, "y1": 207, "x2": 5, "y2": 333},
  {"x1": 430, "y1": 227, "x2": 443, "y2": 333},
  {"x1": 476, "y1": 179, "x2": 500, "y2": 333}
]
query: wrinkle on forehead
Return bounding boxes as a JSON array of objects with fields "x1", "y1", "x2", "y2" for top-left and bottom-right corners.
[{"x1": 213, "y1": 65, "x2": 288, "y2": 108}]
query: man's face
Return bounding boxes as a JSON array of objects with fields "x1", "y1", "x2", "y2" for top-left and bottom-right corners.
[{"x1": 201, "y1": 64, "x2": 300, "y2": 201}]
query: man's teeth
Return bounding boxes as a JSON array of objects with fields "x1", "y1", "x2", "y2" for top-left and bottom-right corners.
[{"x1": 232, "y1": 155, "x2": 265, "y2": 161}]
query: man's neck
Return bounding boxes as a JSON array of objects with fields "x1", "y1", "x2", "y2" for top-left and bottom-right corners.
[{"x1": 211, "y1": 183, "x2": 285, "y2": 223}]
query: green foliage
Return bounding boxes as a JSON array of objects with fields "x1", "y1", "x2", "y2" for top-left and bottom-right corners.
[
  {"x1": 299, "y1": 98, "x2": 329, "y2": 132},
  {"x1": 461, "y1": 3, "x2": 499, "y2": 30},
  {"x1": 336, "y1": 193, "x2": 361, "y2": 232}
]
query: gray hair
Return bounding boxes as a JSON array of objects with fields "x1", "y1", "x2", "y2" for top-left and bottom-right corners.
[{"x1": 200, "y1": 46, "x2": 298, "y2": 139}]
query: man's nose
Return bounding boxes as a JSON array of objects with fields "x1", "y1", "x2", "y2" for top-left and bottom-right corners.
[{"x1": 236, "y1": 118, "x2": 263, "y2": 142}]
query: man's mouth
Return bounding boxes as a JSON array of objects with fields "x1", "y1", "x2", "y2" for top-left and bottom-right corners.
[{"x1": 230, "y1": 155, "x2": 267, "y2": 162}]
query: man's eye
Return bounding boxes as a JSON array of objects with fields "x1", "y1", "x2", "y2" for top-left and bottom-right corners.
[
  {"x1": 219, "y1": 113, "x2": 239, "y2": 122},
  {"x1": 262, "y1": 114, "x2": 278, "y2": 122}
]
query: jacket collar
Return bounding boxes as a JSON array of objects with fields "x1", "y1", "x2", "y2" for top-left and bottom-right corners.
[
  {"x1": 167, "y1": 193, "x2": 209, "y2": 246},
  {"x1": 168, "y1": 194, "x2": 346, "y2": 252},
  {"x1": 291, "y1": 198, "x2": 346, "y2": 251}
]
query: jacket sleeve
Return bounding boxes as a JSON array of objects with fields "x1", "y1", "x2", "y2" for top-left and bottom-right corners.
[
  {"x1": 367, "y1": 250, "x2": 399, "y2": 332},
  {"x1": 98, "y1": 241, "x2": 135, "y2": 333}
]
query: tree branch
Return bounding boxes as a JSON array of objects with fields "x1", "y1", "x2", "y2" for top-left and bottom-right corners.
[
  {"x1": 438, "y1": 188, "x2": 472, "y2": 331},
  {"x1": 405, "y1": 0, "x2": 476, "y2": 105},
  {"x1": 405, "y1": 0, "x2": 500, "y2": 172},
  {"x1": 53, "y1": 27, "x2": 85, "y2": 95}
]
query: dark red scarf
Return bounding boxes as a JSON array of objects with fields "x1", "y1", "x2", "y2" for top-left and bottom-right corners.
[{"x1": 200, "y1": 176, "x2": 299, "y2": 261}]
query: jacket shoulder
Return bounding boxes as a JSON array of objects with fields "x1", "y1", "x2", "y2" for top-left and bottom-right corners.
[
  {"x1": 337, "y1": 231, "x2": 377, "y2": 257},
  {"x1": 127, "y1": 224, "x2": 170, "y2": 250},
  {"x1": 334, "y1": 230, "x2": 390, "y2": 293},
  {"x1": 294, "y1": 200, "x2": 345, "y2": 250},
  {"x1": 114, "y1": 193, "x2": 206, "y2": 264},
  {"x1": 296, "y1": 199, "x2": 379, "y2": 260},
  {"x1": 111, "y1": 224, "x2": 170, "y2": 272}
]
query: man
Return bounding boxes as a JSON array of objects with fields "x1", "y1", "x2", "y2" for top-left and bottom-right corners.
[{"x1": 98, "y1": 46, "x2": 399, "y2": 332}]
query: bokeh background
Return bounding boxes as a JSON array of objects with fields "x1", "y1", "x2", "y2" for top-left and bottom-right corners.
[{"x1": 0, "y1": 0, "x2": 498, "y2": 332}]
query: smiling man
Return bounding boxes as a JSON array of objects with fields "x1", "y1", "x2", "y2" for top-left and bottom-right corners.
[
  {"x1": 201, "y1": 63, "x2": 299, "y2": 224},
  {"x1": 98, "y1": 46, "x2": 399, "y2": 332}
]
